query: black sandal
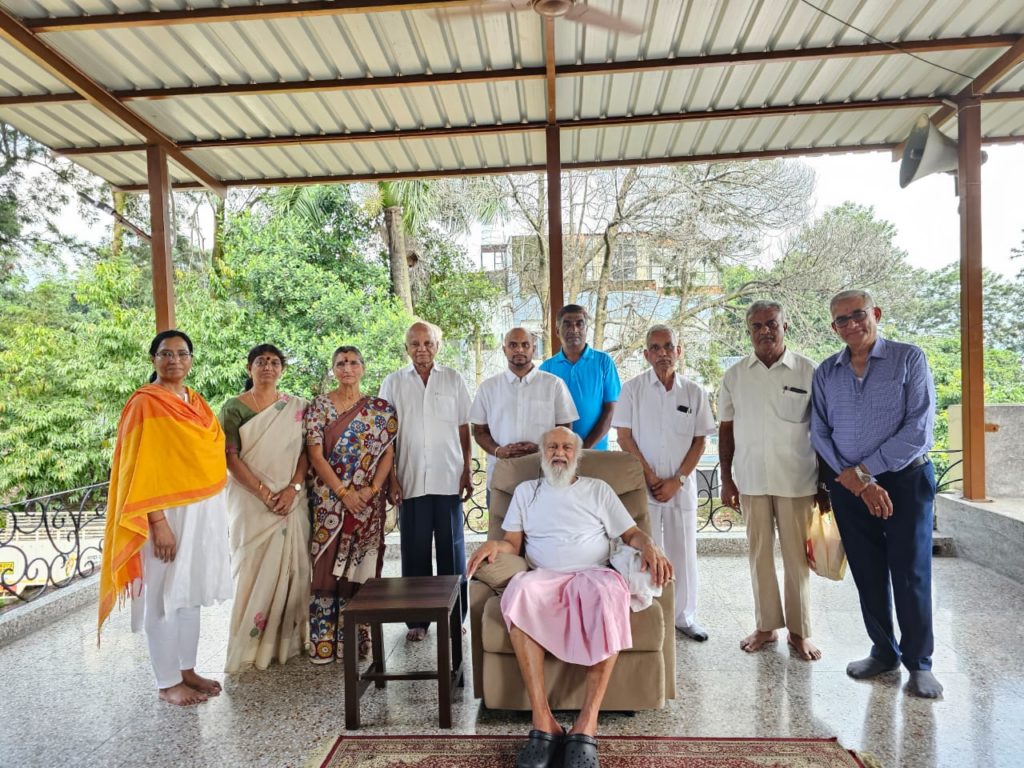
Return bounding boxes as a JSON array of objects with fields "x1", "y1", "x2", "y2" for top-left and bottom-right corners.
[
  {"x1": 562, "y1": 733, "x2": 600, "y2": 768},
  {"x1": 516, "y1": 729, "x2": 564, "y2": 768}
]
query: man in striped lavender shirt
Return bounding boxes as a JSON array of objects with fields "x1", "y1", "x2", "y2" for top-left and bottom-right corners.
[{"x1": 810, "y1": 289, "x2": 942, "y2": 699}]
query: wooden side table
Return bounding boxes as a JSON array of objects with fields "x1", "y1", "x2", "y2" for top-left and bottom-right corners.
[{"x1": 341, "y1": 575, "x2": 464, "y2": 729}]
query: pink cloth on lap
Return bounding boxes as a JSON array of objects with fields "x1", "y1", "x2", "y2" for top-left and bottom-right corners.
[{"x1": 500, "y1": 567, "x2": 632, "y2": 666}]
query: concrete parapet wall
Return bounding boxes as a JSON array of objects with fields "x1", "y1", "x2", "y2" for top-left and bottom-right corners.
[
  {"x1": 936, "y1": 494, "x2": 1024, "y2": 584},
  {"x1": 947, "y1": 404, "x2": 1024, "y2": 497}
]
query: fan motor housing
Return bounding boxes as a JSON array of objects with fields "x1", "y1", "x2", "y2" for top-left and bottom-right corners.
[{"x1": 533, "y1": 0, "x2": 574, "y2": 18}]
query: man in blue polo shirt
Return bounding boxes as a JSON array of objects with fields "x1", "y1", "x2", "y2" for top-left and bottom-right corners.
[{"x1": 540, "y1": 304, "x2": 621, "y2": 450}]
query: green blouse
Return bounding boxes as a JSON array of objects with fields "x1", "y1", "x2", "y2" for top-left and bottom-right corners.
[{"x1": 218, "y1": 396, "x2": 258, "y2": 454}]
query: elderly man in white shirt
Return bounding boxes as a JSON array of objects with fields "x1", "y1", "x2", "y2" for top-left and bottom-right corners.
[
  {"x1": 379, "y1": 321, "x2": 473, "y2": 642},
  {"x1": 470, "y1": 327, "x2": 578, "y2": 491},
  {"x1": 718, "y1": 300, "x2": 827, "y2": 661},
  {"x1": 614, "y1": 325, "x2": 716, "y2": 641}
]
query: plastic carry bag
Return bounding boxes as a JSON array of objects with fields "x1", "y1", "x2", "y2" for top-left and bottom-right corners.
[{"x1": 805, "y1": 509, "x2": 847, "y2": 581}]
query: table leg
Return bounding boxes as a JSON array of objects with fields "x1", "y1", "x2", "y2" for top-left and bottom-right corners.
[
  {"x1": 436, "y1": 609, "x2": 452, "y2": 728},
  {"x1": 450, "y1": 592, "x2": 464, "y2": 688},
  {"x1": 343, "y1": 612, "x2": 360, "y2": 730},
  {"x1": 372, "y1": 622, "x2": 386, "y2": 689}
]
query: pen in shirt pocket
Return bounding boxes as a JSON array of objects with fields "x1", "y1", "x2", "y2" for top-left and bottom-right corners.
[{"x1": 783, "y1": 386, "x2": 808, "y2": 394}]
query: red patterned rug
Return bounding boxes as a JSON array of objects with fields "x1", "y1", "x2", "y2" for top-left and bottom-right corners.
[{"x1": 320, "y1": 734, "x2": 866, "y2": 767}]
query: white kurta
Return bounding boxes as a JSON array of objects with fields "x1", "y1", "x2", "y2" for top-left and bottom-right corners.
[{"x1": 130, "y1": 490, "x2": 232, "y2": 632}]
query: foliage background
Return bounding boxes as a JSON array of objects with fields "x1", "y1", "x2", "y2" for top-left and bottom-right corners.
[{"x1": 1, "y1": 124, "x2": 1022, "y2": 500}]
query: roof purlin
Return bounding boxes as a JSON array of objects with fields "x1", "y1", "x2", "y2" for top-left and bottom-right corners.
[
  {"x1": 0, "y1": 7, "x2": 225, "y2": 196},
  {"x1": 54, "y1": 95, "x2": 988, "y2": 157},
  {"x1": 0, "y1": 34, "x2": 1017, "y2": 108},
  {"x1": 107, "y1": 135, "x2": 1024, "y2": 193},
  {"x1": 21, "y1": 1, "x2": 477, "y2": 33}
]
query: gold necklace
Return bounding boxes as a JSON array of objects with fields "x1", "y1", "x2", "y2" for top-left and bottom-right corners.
[
  {"x1": 334, "y1": 391, "x2": 362, "y2": 411},
  {"x1": 247, "y1": 389, "x2": 277, "y2": 411}
]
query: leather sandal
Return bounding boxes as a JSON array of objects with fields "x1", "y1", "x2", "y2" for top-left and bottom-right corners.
[
  {"x1": 562, "y1": 733, "x2": 600, "y2": 768},
  {"x1": 516, "y1": 729, "x2": 564, "y2": 768}
]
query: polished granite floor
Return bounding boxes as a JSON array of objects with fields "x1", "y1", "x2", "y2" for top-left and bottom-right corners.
[{"x1": 1, "y1": 552, "x2": 1021, "y2": 768}]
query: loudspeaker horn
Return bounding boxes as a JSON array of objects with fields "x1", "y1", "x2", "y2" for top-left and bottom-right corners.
[{"x1": 899, "y1": 114, "x2": 960, "y2": 188}]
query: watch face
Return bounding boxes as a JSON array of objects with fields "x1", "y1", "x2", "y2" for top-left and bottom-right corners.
[{"x1": 293, "y1": 483, "x2": 302, "y2": 492}]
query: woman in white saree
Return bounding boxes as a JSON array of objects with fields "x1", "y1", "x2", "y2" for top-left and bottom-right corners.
[{"x1": 220, "y1": 344, "x2": 311, "y2": 672}]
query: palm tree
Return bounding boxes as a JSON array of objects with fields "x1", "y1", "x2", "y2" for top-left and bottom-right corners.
[{"x1": 363, "y1": 180, "x2": 443, "y2": 314}]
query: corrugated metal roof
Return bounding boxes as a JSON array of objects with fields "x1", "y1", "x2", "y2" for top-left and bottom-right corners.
[{"x1": 1, "y1": 0, "x2": 1022, "y2": 190}]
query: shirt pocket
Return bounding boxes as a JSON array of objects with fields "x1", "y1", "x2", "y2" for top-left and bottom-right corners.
[
  {"x1": 528, "y1": 398, "x2": 556, "y2": 432},
  {"x1": 671, "y1": 407, "x2": 694, "y2": 435},
  {"x1": 775, "y1": 389, "x2": 811, "y2": 423},
  {"x1": 435, "y1": 393, "x2": 457, "y2": 423}
]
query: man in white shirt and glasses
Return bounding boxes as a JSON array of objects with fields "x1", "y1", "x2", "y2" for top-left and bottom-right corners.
[
  {"x1": 718, "y1": 300, "x2": 827, "y2": 661},
  {"x1": 379, "y1": 321, "x2": 473, "y2": 642},
  {"x1": 614, "y1": 324, "x2": 716, "y2": 641},
  {"x1": 470, "y1": 327, "x2": 578, "y2": 494}
]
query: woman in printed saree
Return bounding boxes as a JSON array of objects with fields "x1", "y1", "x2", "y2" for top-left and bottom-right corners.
[
  {"x1": 98, "y1": 330, "x2": 232, "y2": 707},
  {"x1": 220, "y1": 344, "x2": 311, "y2": 673},
  {"x1": 305, "y1": 345, "x2": 398, "y2": 664}
]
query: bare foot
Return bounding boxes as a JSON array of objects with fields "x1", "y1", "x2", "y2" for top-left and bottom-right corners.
[
  {"x1": 181, "y1": 668, "x2": 222, "y2": 696},
  {"x1": 406, "y1": 627, "x2": 427, "y2": 642},
  {"x1": 787, "y1": 633, "x2": 822, "y2": 661},
  {"x1": 159, "y1": 682, "x2": 208, "y2": 706},
  {"x1": 740, "y1": 629, "x2": 778, "y2": 653}
]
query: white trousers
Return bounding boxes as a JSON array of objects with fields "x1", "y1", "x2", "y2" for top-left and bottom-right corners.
[
  {"x1": 140, "y1": 535, "x2": 201, "y2": 689},
  {"x1": 130, "y1": 494, "x2": 231, "y2": 690},
  {"x1": 647, "y1": 495, "x2": 698, "y2": 628}
]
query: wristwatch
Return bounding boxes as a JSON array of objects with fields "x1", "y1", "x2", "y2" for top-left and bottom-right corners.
[
  {"x1": 292, "y1": 483, "x2": 302, "y2": 492},
  {"x1": 853, "y1": 465, "x2": 872, "y2": 485}
]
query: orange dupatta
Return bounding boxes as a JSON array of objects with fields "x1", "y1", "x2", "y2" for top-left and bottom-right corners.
[{"x1": 97, "y1": 384, "x2": 227, "y2": 638}]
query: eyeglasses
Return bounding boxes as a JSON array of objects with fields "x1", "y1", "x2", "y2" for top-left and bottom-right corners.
[
  {"x1": 154, "y1": 351, "x2": 193, "y2": 361},
  {"x1": 253, "y1": 358, "x2": 282, "y2": 369},
  {"x1": 833, "y1": 308, "x2": 872, "y2": 328}
]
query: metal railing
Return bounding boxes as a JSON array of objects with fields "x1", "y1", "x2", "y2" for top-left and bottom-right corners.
[
  {"x1": 0, "y1": 484, "x2": 107, "y2": 605},
  {"x1": 0, "y1": 449, "x2": 965, "y2": 605}
]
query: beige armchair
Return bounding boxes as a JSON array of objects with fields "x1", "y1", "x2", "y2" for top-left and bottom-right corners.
[{"x1": 468, "y1": 450, "x2": 676, "y2": 711}]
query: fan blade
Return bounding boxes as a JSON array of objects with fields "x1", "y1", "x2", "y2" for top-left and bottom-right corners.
[
  {"x1": 564, "y1": 4, "x2": 644, "y2": 34},
  {"x1": 431, "y1": 0, "x2": 533, "y2": 20}
]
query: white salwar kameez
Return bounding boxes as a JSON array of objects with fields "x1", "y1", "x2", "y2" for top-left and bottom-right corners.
[{"x1": 131, "y1": 490, "x2": 232, "y2": 689}]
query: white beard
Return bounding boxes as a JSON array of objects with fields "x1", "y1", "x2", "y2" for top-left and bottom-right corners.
[{"x1": 541, "y1": 456, "x2": 578, "y2": 488}]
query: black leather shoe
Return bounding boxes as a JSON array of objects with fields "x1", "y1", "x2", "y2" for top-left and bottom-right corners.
[
  {"x1": 516, "y1": 729, "x2": 564, "y2": 768},
  {"x1": 562, "y1": 733, "x2": 600, "y2": 768}
]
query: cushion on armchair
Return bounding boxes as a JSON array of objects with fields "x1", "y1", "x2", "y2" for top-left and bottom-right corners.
[{"x1": 473, "y1": 553, "x2": 529, "y2": 590}]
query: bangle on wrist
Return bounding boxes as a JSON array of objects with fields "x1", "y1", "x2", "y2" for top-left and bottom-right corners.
[{"x1": 150, "y1": 515, "x2": 165, "y2": 524}]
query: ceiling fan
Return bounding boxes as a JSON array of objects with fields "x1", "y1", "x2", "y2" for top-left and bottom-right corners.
[{"x1": 436, "y1": 0, "x2": 645, "y2": 35}]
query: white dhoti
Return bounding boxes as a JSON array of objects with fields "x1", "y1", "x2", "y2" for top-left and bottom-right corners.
[
  {"x1": 131, "y1": 491, "x2": 232, "y2": 689},
  {"x1": 648, "y1": 495, "x2": 698, "y2": 629}
]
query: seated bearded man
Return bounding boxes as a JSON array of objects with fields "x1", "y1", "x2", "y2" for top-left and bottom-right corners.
[{"x1": 468, "y1": 426, "x2": 673, "y2": 768}]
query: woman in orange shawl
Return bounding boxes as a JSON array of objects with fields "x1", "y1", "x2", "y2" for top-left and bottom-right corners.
[{"x1": 98, "y1": 330, "x2": 232, "y2": 706}]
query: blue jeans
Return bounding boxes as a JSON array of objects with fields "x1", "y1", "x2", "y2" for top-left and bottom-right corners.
[
  {"x1": 399, "y1": 494, "x2": 467, "y2": 629},
  {"x1": 828, "y1": 460, "x2": 936, "y2": 672}
]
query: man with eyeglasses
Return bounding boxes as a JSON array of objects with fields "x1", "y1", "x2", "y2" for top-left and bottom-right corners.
[
  {"x1": 810, "y1": 289, "x2": 942, "y2": 698},
  {"x1": 718, "y1": 300, "x2": 826, "y2": 661},
  {"x1": 614, "y1": 324, "x2": 716, "y2": 641}
]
